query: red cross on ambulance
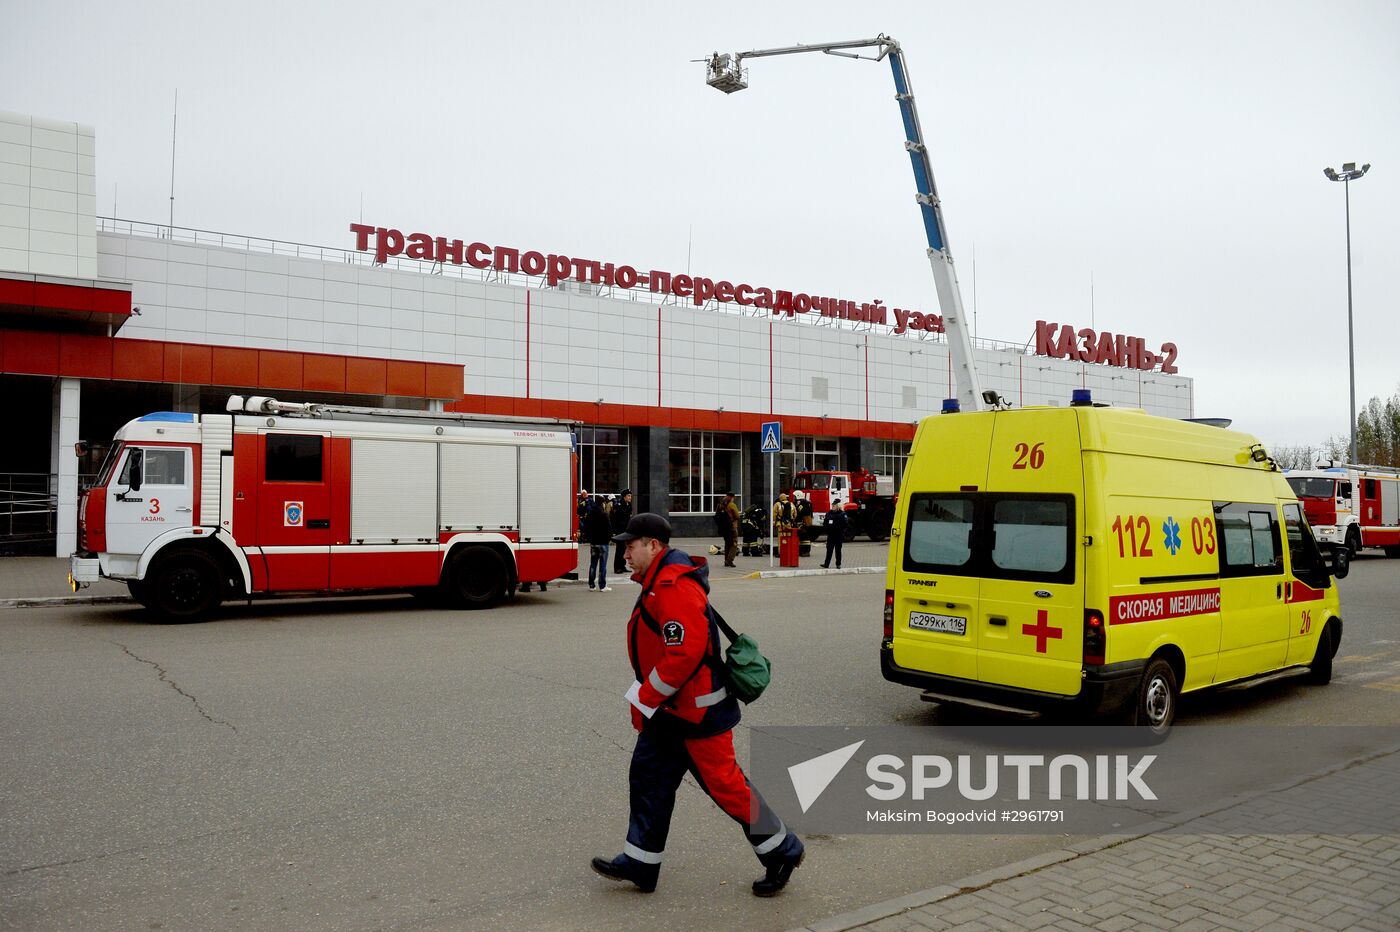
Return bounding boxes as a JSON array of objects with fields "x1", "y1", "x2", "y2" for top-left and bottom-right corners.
[{"x1": 1022, "y1": 610, "x2": 1062, "y2": 653}]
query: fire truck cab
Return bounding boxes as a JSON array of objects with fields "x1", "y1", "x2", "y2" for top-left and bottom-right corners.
[
  {"x1": 1285, "y1": 463, "x2": 1400, "y2": 558},
  {"x1": 69, "y1": 396, "x2": 579, "y2": 621},
  {"x1": 791, "y1": 467, "x2": 897, "y2": 542}
]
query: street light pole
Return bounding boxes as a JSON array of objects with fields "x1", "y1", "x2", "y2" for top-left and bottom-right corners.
[{"x1": 1323, "y1": 162, "x2": 1370, "y2": 463}]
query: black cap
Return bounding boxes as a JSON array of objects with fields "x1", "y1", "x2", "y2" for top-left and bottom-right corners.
[{"x1": 612, "y1": 512, "x2": 671, "y2": 544}]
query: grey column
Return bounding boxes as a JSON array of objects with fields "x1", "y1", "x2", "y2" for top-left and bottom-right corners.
[
  {"x1": 744, "y1": 431, "x2": 764, "y2": 513},
  {"x1": 638, "y1": 427, "x2": 670, "y2": 520},
  {"x1": 842, "y1": 436, "x2": 875, "y2": 471},
  {"x1": 52, "y1": 378, "x2": 81, "y2": 557}
]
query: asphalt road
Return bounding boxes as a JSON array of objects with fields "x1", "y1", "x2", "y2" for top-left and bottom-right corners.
[{"x1": 2, "y1": 552, "x2": 1397, "y2": 930}]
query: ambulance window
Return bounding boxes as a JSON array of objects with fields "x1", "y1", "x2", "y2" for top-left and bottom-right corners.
[
  {"x1": 1214, "y1": 502, "x2": 1282, "y2": 577},
  {"x1": 991, "y1": 498, "x2": 1071, "y2": 578},
  {"x1": 1281, "y1": 503, "x2": 1328, "y2": 584},
  {"x1": 266, "y1": 434, "x2": 323, "y2": 482},
  {"x1": 904, "y1": 495, "x2": 974, "y2": 572}
]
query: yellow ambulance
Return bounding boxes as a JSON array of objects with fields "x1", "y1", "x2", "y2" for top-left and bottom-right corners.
[{"x1": 880, "y1": 391, "x2": 1346, "y2": 735}]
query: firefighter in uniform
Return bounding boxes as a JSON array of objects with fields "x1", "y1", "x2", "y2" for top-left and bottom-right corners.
[{"x1": 591, "y1": 513, "x2": 805, "y2": 896}]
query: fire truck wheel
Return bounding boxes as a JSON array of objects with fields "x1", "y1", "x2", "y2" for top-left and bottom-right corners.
[
  {"x1": 842, "y1": 522, "x2": 858, "y2": 543},
  {"x1": 1345, "y1": 526, "x2": 1362, "y2": 558},
  {"x1": 1387, "y1": 546, "x2": 1400, "y2": 558},
  {"x1": 126, "y1": 579, "x2": 154, "y2": 609},
  {"x1": 148, "y1": 549, "x2": 224, "y2": 623},
  {"x1": 446, "y1": 546, "x2": 508, "y2": 609}
]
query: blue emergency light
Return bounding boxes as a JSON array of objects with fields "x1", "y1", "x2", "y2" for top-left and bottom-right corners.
[
  {"x1": 1071, "y1": 389, "x2": 1092, "y2": 407},
  {"x1": 941, "y1": 398, "x2": 960, "y2": 414}
]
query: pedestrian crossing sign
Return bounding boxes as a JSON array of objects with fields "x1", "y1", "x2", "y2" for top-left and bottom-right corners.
[{"x1": 760, "y1": 421, "x2": 782, "y2": 454}]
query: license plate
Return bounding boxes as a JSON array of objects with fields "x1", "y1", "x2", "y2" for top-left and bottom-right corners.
[{"x1": 908, "y1": 611, "x2": 966, "y2": 635}]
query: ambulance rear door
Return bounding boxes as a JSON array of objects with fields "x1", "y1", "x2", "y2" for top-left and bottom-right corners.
[
  {"x1": 891, "y1": 413, "x2": 996, "y2": 684},
  {"x1": 976, "y1": 409, "x2": 1085, "y2": 696}
]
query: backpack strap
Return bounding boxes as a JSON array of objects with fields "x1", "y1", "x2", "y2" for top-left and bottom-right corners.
[
  {"x1": 633, "y1": 585, "x2": 727, "y2": 697},
  {"x1": 710, "y1": 607, "x2": 740, "y2": 644}
]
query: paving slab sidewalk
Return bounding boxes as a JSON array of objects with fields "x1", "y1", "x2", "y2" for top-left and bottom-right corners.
[{"x1": 799, "y1": 747, "x2": 1400, "y2": 932}]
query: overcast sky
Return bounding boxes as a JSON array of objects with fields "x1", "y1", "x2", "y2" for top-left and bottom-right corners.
[{"x1": 5, "y1": 0, "x2": 1397, "y2": 449}]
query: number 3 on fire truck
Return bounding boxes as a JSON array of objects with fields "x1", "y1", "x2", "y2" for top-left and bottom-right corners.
[{"x1": 284, "y1": 501, "x2": 304, "y2": 527}]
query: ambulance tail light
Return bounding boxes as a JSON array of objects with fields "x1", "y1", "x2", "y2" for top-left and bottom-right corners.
[
  {"x1": 1083, "y1": 609, "x2": 1106, "y2": 666},
  {"x1": 883, "y1": 590, "x2": 895, "y2": 639}
]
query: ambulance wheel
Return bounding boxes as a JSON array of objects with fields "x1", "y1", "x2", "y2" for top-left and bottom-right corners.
[
  {"x1": 1305, "y1": 623, "x2": 1335, "y2": 685},
  {"x1": 447, "y1": 546, "x2": 507, "y2": 609},
  {"x1": 1344, "y1": 527, "x2": 1361, "y2": 558},
  {"x1": 1129, "y1": 657, "x2": 1178, "y2": 739},
  {"x1": 148, "y1": 549, "x2": 224, "y2": 623}
]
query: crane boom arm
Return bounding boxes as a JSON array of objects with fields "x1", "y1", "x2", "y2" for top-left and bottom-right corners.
[{"x1": 706, "y1": 35, "x2": 984, "y2": 410}]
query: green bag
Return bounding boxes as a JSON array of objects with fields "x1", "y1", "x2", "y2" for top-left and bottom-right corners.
[{"x1": 711, "y1": 609, "x2": 771, "y2": 704}]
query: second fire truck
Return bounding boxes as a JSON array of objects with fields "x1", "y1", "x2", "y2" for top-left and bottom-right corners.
[
  {"x1": 1285, "y1": 462, "x2": 1400, "y2": 557},
  {"x1": 791, "y1": 467, "x2": 898, "y2": 542}
]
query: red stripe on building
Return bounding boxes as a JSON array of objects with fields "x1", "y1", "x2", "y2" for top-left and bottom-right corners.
[{"x1": 0, "y1": 330, "x2": 462, "y2": 401}]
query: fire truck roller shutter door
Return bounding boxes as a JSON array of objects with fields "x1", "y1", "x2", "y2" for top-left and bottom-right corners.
[
  {"x1": 200, "y1": 415, "x2": 233, "y2": 527},
  {"x1": 520, "y1": 446, "x2": 572, "y2": 542},
  {"x1": 441, "y1": 442, "x2": 519, "y2": 531},
  {"x1": 332, "y1": 438, "x2": 440, "y2": 590}
]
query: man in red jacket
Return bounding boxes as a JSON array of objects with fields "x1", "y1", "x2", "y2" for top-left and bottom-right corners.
[{"x1": 590, "y1": 513, "x2": 805, "y2": 896}]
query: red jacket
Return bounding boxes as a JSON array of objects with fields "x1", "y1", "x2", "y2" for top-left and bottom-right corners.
[{"x1": 627, "y1": 548, "x2": 740, "y2": 736}]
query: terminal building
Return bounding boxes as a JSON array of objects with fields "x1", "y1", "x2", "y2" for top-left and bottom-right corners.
[{"x1": 0, "y1": 110, "x2": 1193, "y2": 554}]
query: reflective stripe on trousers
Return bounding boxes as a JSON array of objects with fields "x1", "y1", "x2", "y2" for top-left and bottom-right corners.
[{"x1": 625, "y1": 723, "x2": 802, "y2": 867}]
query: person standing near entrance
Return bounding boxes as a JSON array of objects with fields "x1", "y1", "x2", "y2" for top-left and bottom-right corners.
[
  {"x1": 821, "y1": 499, "x2": 848, "y2": 569},
  {"x1": 583, "y1": 496, "x2": 613, "y2": 591},
  {"x1": 721, "y1": 492, "x2": 741, "y2": 567},
  {"x1": 591, "y1": 513, "x2": 805, "y2": 896},
  {"x1": 610, "y1": 489, "x2": 633, "y2": 576}
]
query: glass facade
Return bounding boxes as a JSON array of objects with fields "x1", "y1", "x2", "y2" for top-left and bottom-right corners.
[
  {"x1": 779, "y1": 435, "x2": 839, "y2": 491},
  {"x1": 669, "y1": 430, "x2": 743, "y2": 515},
  {"x1": 874, "y1": 439, "x2": 913, "y2": 487},
  {"x1": 577, "y1": 426, "x2": 629, "y2": 496}
]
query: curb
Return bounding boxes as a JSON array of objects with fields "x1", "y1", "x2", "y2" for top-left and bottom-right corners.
[
  {"x1": 0, "y1": 594, "x2": 132, "y2": 609},
  {"x1": 794, "y1": 741, "x2": 1400, "y2": 931},
  {"x1": 744, "y1": 566, "x2": 883, "y2": 580}
]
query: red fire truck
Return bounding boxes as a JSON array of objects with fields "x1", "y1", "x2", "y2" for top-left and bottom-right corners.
[
  {"x1": 68, "y1": 396, "x2": 579, "y2": 621},
  {"x1": 1285, "y1": 462, "x2": 1400, "y2": 557},
  {"x1": 791, "y1": 467, "x2": 897, "y2": 542}
]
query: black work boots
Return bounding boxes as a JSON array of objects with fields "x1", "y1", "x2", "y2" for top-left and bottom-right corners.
[
  {"x1": 589, "y1": 854, "x2": 658, "y2": 893},
  {"x1": 752, "y1": 848, "x2": 805, "y2": 897}
]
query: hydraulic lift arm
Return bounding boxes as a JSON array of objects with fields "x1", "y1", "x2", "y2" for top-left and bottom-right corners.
[{"x1": 705, "y1": 35, "x2": 984, "y2": 411}]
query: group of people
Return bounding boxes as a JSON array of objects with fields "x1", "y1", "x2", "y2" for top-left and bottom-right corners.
[
  {"x1": 576, "y1": 487, "x2": 850, "y2": 591},
  {"x1": 576, "y1": 488, "x2": 634, "y2": 591},
  {"x1": 717, "y1": 492, "x2": 848, "y2": 569}
]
